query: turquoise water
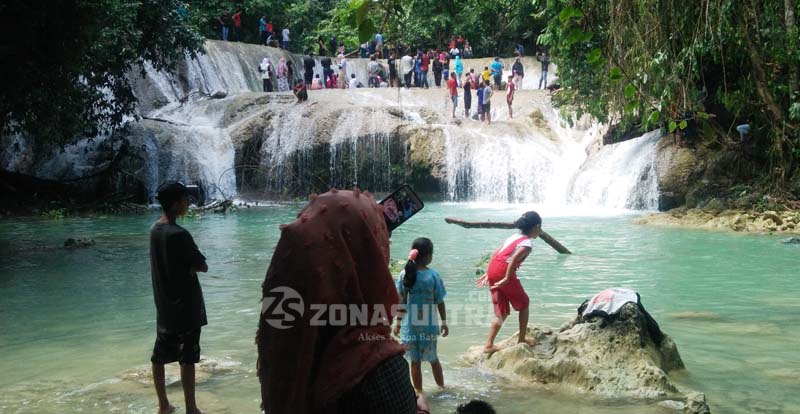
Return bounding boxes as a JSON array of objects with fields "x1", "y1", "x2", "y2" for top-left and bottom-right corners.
[{"x1": 1, "y1": 203, "x2": 798, "y2": 414}]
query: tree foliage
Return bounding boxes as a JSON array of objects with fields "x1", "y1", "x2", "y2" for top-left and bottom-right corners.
[
  {"x1": 0, "y1": 0, "x2": 204, "y2": 146},
  {"x1": 537, "y1": 0, "x2": 800, "y2": 188}
]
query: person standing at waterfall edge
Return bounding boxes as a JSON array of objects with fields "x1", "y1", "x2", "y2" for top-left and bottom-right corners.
[
  {"x1": 447, "y1": 75, "x2": 458, "y2": 118},
  {"x1": 538, "y1": 51, "x2": 550, "y2": 89},
  {"x1": 402, "y1": 51, "x2": 414, "y2": 88},
  {"x1": 303, "y1": 52, "x2": 315, "y2": 86},
  {"x1": 388, "y1": 52, "x2": 399, "y2": 88},
  {"x1": 232, "y1": 10, "x2": 242, "y2": 42},
  {"x1": 259, "y1": 58, "x2": 274, "y2": 92},
  {"x1": 281, "y1": 26, "x2": 290, "y2": 50},
  {"x1": 454, "y1": 55, "x2": 464, "y2": 87},
  {"x1": 476, "y1": 82, "x2": 484, "y2": 121},
  {"x1": 219, "y1": 12, "x2": 231, "y2": 41},
  {"x1": 512, "y1": 58, "x2": 524, "y2": 90},
  {"x1": 490, "y1": 57, "x2": 503, "y2": 89},
  {"x1": 337, "y1": 54, "x2": 347, "y2": 89},
  {"x1": 150, "y1": 182, "x2": 208, "y2": 414},
  {"x1": 482, "y1": 80, "x2": 492, "y2": 124},
  {"x1": 476, "y1": 211, "x2": 542, "y2": 353},
  {"x1": 506, "y1": 74, "x2": 516, "y2": 119},
  {"x1": 463, "y1": 75, "x2": 472, "y2": 118},
  {"x1": 277, "y1": 57, "x2": 289, "y2": 92}
]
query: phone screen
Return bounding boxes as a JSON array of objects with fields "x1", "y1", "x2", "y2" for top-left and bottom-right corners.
[{"x1": 379, "y1": 185, "x2": 424, "y2": 231}]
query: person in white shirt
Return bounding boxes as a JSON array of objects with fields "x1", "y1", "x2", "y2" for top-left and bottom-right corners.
[
  {"x1": 401, "y1": 51, "x2": 414, "y2": 88},
  {"x1": 348, "y1": 73, "x2": 360, "y2": 89},
  {"x1": 281, "y1": 27, "x2": 290, "y2": 50},
  {"x1": 258, "y1": 58, "x2": 273, "y2": 92}
]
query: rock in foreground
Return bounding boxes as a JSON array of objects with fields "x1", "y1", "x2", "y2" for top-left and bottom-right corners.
[{"x1": 463, "y1": 303, "x2": 710, "y2": 413}]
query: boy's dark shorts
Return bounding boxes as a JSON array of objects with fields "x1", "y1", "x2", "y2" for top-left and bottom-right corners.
[{"x1": 151, "y1": 328, "x2": 201, "y2": 365}]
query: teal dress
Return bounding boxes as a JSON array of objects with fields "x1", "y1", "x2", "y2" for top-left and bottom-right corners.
[{"x1": 396, "y1": 268, "x2": 447, "y2": 362}]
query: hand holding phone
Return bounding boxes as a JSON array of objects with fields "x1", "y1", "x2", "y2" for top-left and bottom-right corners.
[{"x1": 379, "y1": 185, "x2": 424, "y2": 231}]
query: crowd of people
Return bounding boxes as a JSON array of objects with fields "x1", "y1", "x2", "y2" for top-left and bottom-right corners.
[
  {"x1": 149, "y1": 183, "x2": 543, "y2": 413},
  {"x1": 254, "y1": 28, "x2": 553, "y2": 116}
]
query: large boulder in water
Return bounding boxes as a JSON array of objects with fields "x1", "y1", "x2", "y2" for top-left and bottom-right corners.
[{"x1": 463, "y1": 302, "x2": 710, "y2": 413}]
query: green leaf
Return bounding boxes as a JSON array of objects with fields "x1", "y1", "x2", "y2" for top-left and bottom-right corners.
[
  {"x1": 559, "y1": 7, "x2": 584, "y2": 23},
  {"x1": 624, "y1": 100, "x2": 639, "y2": 113},
  {"x1": 566, "y1": 28, "x2": 585, "y2": 46},
  {"x1": 679, "y1": 120, "x2": 688, "y2": 130},
  {"x1": 586, "y1": 48, "x2": 602, "y2": 64},
  {"x1": 353, "y1": 0, "x2": 370, "y2": 26},
  {"x1": 647, "y1": 111, "x2": 660, "y2": 125},
  {"x1": 702, "y1": 120, "x2": 715, "y2": 141},
  {"x1": 668, "y1": 121, "x2": 677, "y2": 133},
  {"x1": 357, "y1": 19, "x2": 377, "y2": 43},
  {"x1": 609, "y1": 67, "x2": 623, "y2": 82},
  {"x1": 624, "y1": 83, "x2": 636, "y2": 99}
]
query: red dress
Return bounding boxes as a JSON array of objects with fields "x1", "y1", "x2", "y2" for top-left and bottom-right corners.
[{"x1": 486, "y1": 235, "x2": 531, "y2": 316}]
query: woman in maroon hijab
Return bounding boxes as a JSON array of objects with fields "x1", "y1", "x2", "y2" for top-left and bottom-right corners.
[{"x1": 257, "y1": 189, "x2": 418, "y2": 414}]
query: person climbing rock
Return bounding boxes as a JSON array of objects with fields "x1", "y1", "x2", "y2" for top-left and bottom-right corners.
[{"x1": 475, "y1": 211, "x2": 542, "y2": 352}]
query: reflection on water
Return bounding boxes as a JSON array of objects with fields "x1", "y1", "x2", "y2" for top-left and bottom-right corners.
[{"x1": 1, "y1": 203, "x2": 799, "y2": 413}]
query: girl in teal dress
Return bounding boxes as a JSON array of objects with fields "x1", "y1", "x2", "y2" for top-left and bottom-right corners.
[{"x1": 393, "y1": 237, "x2": 448, "y2": 391}]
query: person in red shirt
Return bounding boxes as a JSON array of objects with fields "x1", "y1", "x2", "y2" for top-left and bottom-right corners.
[
  {"x1": 447, "y1": 76, "x2": 458, "y2": 118},
  {"x1": 506, "y1": 74, "x2": 515, "y2": 119},
  {"x1": 420, "y1": 52, "x2": 430, "y2": 89},
  {"x1": 232, "y1": 10, "x2": 242, "y2": 42}
]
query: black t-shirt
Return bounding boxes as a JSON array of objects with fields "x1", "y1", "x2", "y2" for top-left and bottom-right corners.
[
  {"x1": 150, "y1": 222, "x2": 207, "y2": 333},
  {"x1": 303, "y1": 57, "x2": 315, "y2": 73},
  {"x1": 388, "y1": 57, "x2": 397, "y2": 76}
]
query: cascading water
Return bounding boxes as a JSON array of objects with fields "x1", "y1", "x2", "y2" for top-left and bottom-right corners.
[{"x1": 3, "y1": 40, "x2": 662, "y2": 210}]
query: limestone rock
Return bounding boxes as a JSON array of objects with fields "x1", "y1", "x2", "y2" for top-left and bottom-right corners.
[
  {"x1": 463, "y1": 303, "x2": 709, "y2": 413},
  {"x1": 654, "y1": 137, "x2": 702, "y2": 211}
]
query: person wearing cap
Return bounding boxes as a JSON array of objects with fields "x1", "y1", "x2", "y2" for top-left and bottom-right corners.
[
  {"x1": 475, "y1": 211, "x2": 543, "y2": 353},
  {"x1": 149, "y1": 182, "x2": 208, "y2": 414}
]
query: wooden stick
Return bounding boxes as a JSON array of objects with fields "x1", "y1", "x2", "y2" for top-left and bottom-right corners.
[{"x1": 444, "y1": 217, "x2": 572, "y2": 254}]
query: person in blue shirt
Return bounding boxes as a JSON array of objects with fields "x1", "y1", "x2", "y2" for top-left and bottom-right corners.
[
  {"x1": 393, "y1": 237, "x2": 448, "y2": 392},
  {"x1": 490, "y1": 57, "x2": 504, "y2": 89}
]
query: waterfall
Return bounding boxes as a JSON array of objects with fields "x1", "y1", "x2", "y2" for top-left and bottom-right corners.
[
  {"x1": 3, "y1": 40, "x2": 661, "y2": 210},
  {"x1": 566, "y1": 130, "x2": 661, "y2": 210}
]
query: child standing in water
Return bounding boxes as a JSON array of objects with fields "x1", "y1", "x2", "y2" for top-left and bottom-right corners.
[
  {"x1": 394, "y1": 238, "x2": 448, "y2": 391},
  {"x1": 476, "y1": 211, "x2": 542, "y2": 353}
]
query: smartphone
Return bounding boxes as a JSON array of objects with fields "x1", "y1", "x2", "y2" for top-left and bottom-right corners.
[{"x1": 379, "y1": 185, "x2": 424, "y2": 231}]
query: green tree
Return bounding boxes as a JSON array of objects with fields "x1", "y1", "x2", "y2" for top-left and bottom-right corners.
[
  {"x1": 538, "y1": 0, "x2": 800, "y2": 189},
  {"x1": 0, "y1": 0, "x2": 204, "y2": 146}
]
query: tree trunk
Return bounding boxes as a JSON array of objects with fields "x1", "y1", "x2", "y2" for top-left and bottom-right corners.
[
  {"x1": 787, "y1": 0, "x2": 799, "y2": 99},
  {"x1": 444, "y1": 217, "x2": 572, "y2": 254}
]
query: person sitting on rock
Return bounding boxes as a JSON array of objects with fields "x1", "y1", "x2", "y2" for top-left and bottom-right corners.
[
  {"x1": 292, "y1": 79, "x2": 308, "y2": 101},
  {"x1": 476, "y1": 211, "x2": 542, "y2": 353}
]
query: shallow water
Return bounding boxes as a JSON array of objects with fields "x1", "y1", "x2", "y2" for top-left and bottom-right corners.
[{"x1": 1, "y1": 203, "x2": 798, "y2": 414}]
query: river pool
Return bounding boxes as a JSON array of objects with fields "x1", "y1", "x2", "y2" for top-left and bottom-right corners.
[{"x1": 0, "y1": 203, "x2": 798, "y2": 413}]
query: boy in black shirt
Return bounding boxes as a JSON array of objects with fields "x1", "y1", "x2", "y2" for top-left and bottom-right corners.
[{"x1": 150, "y1": 182, "x2": 208, "y2": 414}]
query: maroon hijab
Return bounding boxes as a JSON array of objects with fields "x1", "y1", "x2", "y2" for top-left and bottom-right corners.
[{"x1": 256, "y1": 189, "x2": 405, "y2": 413}]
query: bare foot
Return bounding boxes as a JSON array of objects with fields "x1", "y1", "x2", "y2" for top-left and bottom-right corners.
[
  {"x1": 483, "y1": 344, "x2": 503, "y2": 354},
  {"x1": 158, "y1": 405, "x2": 176, "y2": 414},
  {"x1": 519, "y1": 338, "x2": 536, "y2": 347}
]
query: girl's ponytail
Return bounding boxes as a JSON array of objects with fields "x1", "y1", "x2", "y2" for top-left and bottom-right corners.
[
  {"x1": 403, "y1": 249, "x2": 419, "y2": 290},
  {"x1": 402, "y1": 237, "x2": 434, "y2": 291}
]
